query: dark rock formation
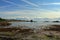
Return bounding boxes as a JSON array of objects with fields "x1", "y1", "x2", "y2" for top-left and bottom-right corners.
[
  {"x1": 53, "y1": 21, "x2": 60, "y2": 23},
  {"x1": 0, "y1": 22, "x2": 11, "y2": 26}
]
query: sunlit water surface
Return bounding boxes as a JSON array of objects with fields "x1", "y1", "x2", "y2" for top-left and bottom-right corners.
[{"x1": 9, "y1": 21, "x2": 60, "y2": 29}]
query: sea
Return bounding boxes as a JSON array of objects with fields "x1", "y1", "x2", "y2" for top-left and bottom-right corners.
[{"x1": 9, "y1": 21, "x2": 60, "y2": 29}]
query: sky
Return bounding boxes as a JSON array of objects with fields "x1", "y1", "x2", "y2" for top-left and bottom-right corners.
[{"x1": 0, "y1": 0, "x2": 60, "y2": 19}]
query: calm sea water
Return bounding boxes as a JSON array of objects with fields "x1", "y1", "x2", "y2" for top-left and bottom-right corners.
[{"x1": 10, "y1": 21, "x2": 60, "y2": 29}]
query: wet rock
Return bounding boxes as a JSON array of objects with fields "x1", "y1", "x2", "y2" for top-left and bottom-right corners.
[
  {"x1": 0, "y1": 22, "x2": 11, "y2": 26},
  {"x1": 53, "y1": 21, "x2": 60, "y2": 23}
]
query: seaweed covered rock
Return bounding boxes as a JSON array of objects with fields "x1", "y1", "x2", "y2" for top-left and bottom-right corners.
[{"x1": 0, "y1": 22, "x2": 11, "y2": 26}]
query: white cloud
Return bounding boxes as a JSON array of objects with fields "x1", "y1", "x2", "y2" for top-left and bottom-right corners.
[
  {"x1": 1, "y1": 9, "x2": 60, "y2": 19},
  {"x1": 0, "y1": 10, "x2": 42, "y2": 18},
  {"x1": 40, "y1": 10, "x2": 60, "y2": 18}
]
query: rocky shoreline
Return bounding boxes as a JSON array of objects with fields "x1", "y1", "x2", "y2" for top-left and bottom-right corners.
[{"x1": 0, "y1": 23, "x2": 60, "y2": 40}]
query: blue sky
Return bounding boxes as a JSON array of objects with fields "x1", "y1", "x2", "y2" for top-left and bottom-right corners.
[{"x1": 0, "y1": 0, "x2": 60, "y2": 19}]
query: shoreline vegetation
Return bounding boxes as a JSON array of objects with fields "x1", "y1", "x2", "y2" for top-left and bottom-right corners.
[{"x1": 0, "y1": 18, "x2": 60, "y2": 40}]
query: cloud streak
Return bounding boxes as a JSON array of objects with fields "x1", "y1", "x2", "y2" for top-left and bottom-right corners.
[
  {"x1": 21, "y1": 0, "x2": 39, "y2": 7},
  {"x1": 2, "y1": 0, "x2": 20, "y2": 6},
  {"x1": 39, "y1": 3, "x2": 60, "y2": 5},
  {"x1": 2, "y1": 0, "x2": 29, "y2": 9},
  {"x1": 1, "y1": 0, "x2": 40, "y2": 10},
  {"x1": 51, "y1": 3, "x2": 60, "y2": 5}
]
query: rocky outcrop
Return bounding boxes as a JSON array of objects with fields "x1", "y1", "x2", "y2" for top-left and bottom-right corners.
[{"x1": 0, "y1": 22, "x2": 11, "y2": 26}]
